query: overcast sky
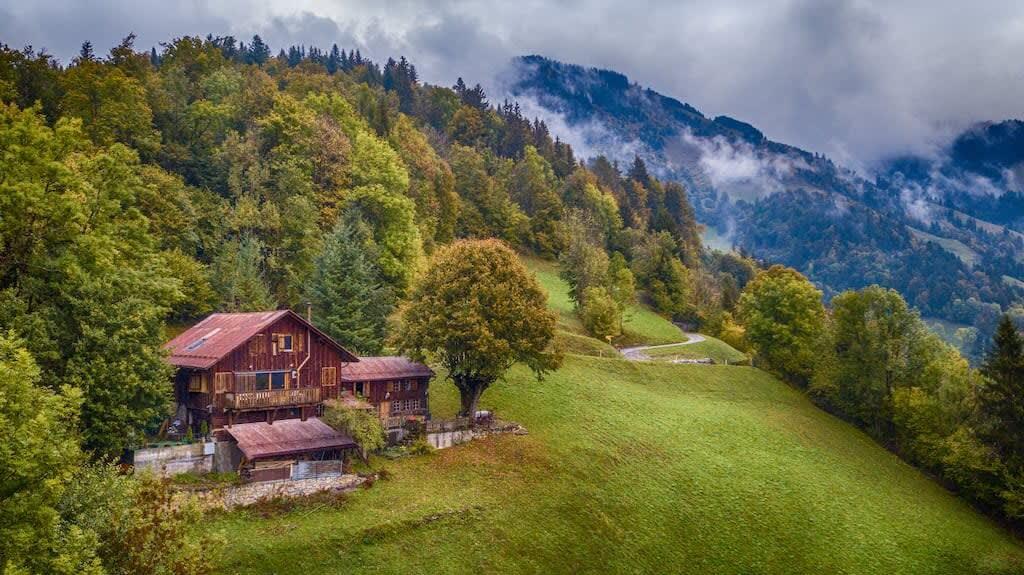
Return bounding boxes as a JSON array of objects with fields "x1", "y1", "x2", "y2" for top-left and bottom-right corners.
[{"x1": 2, "y1": 0, "x2": 1022, "y2": 168}]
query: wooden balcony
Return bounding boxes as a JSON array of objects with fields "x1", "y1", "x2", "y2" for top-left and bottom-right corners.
[
  {"x1": 383, "y1": 409, "x2": 429, "y2": 429},
  {"x1": 224, "y1": 387, "x2": 320, "y2": 411}
]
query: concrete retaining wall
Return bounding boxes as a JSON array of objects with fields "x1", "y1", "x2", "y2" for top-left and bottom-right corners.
[
  {"x1": 133, "y1": 442, "x2": 215, "y2": 476},
  {"x1": 426, "y1": 429, "x2": 476, "y2": 449}
]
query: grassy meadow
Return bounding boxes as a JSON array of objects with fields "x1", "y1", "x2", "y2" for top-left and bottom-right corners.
[
  {"x1": 521, "y1": 255, "x2": 686, "y2": 345},
  {"x1": 204, "y1": 253, "x2": 1024, "y2": 574},
  {"x1": 209, "y1": 356, "x2": 1024, "y2": 574},
  {"x1": 643, "y1": 336, "x2": 750, "y2": 364}
]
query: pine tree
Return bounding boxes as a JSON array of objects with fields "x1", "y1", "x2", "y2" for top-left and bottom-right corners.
[
  {"x1": 627, "y1": 155, "x2": 651, "y2": 187},
  {"x1": 211, "y1": 235, "x2": 276, "y2": 312},
  {"x1": 248, "y1": 34, "x2": 270, "y2": 65},
  {"x1": 327, "y1": 44, "x2": 340, "y2": 74},
  {"x1": 306, "y1": 216, "x2": 393, "y2": 354},
  {"x1": 979, "y1": 315, "x2": 1024, "y2": 466}
]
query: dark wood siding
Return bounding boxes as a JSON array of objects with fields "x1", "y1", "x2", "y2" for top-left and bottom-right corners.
[
  {"x1": 341, "y1": 378, "x2": 430, "y2": 410},
  {"x1": 192, "y1": 314, "x2": 353, "y2": 431}
]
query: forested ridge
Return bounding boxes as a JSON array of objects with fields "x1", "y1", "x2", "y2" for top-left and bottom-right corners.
[
  {"x1": 0, "y1": 34, "x2": 730, "y2": 457},
  {"x1": 509, "y1": 56, "x2": 1024, "y2": 361},
  {"x1": 4, "y1": 34, "x2": 1024, "y2": 574}
]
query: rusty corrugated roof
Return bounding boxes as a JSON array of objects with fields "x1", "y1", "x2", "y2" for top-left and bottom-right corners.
[
  {"x1": 225, "y1": 417, "x2": 356, "y2": 460},
  {"x1": 164, "y1": 310, "x2": 358, "y2": 369},
  {"x1": 340, "y1": 356, "x2": 434, "y2": 382}
]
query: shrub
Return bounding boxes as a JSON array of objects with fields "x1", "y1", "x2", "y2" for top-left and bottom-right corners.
[
  {"x1": 580, "y1": 286, "x2": 620, "y2": 341},
  {"x1": 322, "y1": 399, "x2": 386, "y2": 462},
  {"x1": 408, "y1": 440, "x2": 434, "y2": 455}
]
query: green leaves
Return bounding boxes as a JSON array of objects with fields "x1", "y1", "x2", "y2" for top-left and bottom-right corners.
[
  {"x1": 321, "y1": 400, "x2": 386, "y2": 462},
  {"x1": 0, "y1": 105, "x2": 177, "y2": 457},
  {"x1": 737, "y1": 265, "x2": 825, "y2": 384},
  {"x1": 396, "y1": 240, "x2": 559, "y2": 415}
]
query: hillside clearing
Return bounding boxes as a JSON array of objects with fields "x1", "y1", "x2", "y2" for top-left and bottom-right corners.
[
  {"x1": 208, "y1": 356, "x2": 1024, "y2": 574},
  {"x1": 908, "y1": 227, "x2": 980, "y2": 267},
  {"x1": 521, "y1": 255, "x2": 685, "y2": 346},
  {"x1": 633, "y1": 335, "x2": 749, "y2": 364}
]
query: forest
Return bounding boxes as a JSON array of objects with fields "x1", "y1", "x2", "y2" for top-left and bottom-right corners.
[{"x1": 2, "y1": 34, "x2": 1024, "y2": 574}]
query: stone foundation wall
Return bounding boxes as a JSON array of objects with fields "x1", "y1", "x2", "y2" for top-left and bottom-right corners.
[{"x1": 194, "y1": 474, "x2": 366, "y2": 509}]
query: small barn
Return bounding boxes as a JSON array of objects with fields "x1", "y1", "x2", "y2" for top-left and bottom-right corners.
[{"x1": 221, "y1": 417, "x2": 357, "y2": 481}]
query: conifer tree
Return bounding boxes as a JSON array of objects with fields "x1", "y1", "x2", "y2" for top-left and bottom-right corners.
[
  {"x1": 248, "y1": 34, "x2": 270, "y2": 64},
  {"x1": 307, "y1": 216, "x2": 393, "y2": 354},
  {"x1": 211, "y1": 234, "x2": 276, "y2": 312},
  {"x1": 979, "y1": 315, "x2": 1024, "y2": 465}
]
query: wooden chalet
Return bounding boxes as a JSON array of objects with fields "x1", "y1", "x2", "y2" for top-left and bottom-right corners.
[{"x1": 164, "y1": 311, "x2": 434, "y2": 443}]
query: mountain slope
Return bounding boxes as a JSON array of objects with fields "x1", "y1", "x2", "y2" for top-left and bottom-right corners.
[
  {"x1": 504, "y1": 55, "x2": 1024, "y2": 356},
  {"x1": 210, "y1": 357, "x2": 1024, "y2": 574},
  {"x1": 208, "y1": 259, "x2": 1023, "y2": 574}
]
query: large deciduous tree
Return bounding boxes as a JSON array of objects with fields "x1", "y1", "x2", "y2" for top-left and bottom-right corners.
[
  {"x1": 0, "y1": 332, "x2": 98, "y2": 574},
  {"x1": 0, "y1": 104, "x2": 178, "y2": 456},
  {"x1": 737, "y1": 265, "x2": 825, "y2": 384},
  {"x1": 811, "y1": 286, "x2": 950, "y2": 437},
  {"x1": 396, "y1": 240, "x2": 560, "y2": 416}
]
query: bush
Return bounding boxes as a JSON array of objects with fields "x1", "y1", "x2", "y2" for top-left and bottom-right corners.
[
  {"x1": 717, "y1": 314, "x2": 749, "y2": 353},
  {"x1": 408, "y1": 440, "x2": 434, "y2": 455},
  {"x1": 580, "y1": 286, "x2": 620, "y2": 341},
  {"x1": 60, "y1": 465, "x2": 224, "y2": 575},
  {"x1": 322, "y1": 399, "x2": 386, "y2": 463}
]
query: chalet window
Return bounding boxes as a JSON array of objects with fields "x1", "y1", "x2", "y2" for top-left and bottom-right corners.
[
  {"x1": 280, "y1": 334, "x2": 293, "y2": 352},
  {"x1": 355, "y1": 382, "x2": 366, "y2": 396},
  {"x1": 320, "y1": 367, "x2": 337, "y2": 386},
  {"x1": 392, "y1": 399, "x2": 421, "y2": 413},
  {"x1": 188, "y1": 373, "x2": 207, "y2": 393},
  {"x1": 400, "y1": 380, "x2": 417, "y2": 391},
  {"x1": 254, "y1": 371, "x2": 289, "y2": 391},
  {"x1": 387, "y1": 381, "x2": 396, "y2": 393}
]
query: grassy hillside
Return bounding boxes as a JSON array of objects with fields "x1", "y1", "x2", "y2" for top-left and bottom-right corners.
[
  {"x1": 643, "y1": 336, "x2": 749, "y2": 364},
  {"x1": 909, "y1": 227, "x2": 980, "y2": 267},
  {"x1": 209, "y1": 356, "x2": 1024, "y2": 574},
  {"x1": 521, "y1": 255, "x2": 685, "y2": 345}
]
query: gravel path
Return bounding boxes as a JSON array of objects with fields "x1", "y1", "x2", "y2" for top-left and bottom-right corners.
[{"x1": 619, "y1": 333, "x2": 706, "y2": 361}]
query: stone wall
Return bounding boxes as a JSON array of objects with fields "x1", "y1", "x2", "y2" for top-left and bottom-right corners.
[
  {"x1": 425, "y1": 420, "x2": 528, "y2": 450},
  {"x1": 426, "y1": 429, "x2": 476, "y2": 449},
  {"x1": 194, "y1": 474, "x2": 366, "y2": 510}
]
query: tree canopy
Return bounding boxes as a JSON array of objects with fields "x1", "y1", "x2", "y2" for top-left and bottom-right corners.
[{"x1": 396, "y1": 239, "x2": 560, "y2": 415}]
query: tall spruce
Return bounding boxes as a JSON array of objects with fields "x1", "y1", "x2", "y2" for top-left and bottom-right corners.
[
  {"x1": 979, "y1": 315, "x2": 1024, "y2": 465},
  {"x1": 307, "y1": 216, "x2": 393, "y2": 354}
]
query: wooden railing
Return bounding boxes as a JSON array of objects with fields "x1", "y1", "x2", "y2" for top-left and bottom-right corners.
[
  {"x1": 425, "y1": 417, "x2": 472, "y2": 433},
  {"x1": 383, "y1": 409, "x2": 429, "y2": 429},
  {"x1": 225, "y1": 387, "x2": 320, "y2": 410}
]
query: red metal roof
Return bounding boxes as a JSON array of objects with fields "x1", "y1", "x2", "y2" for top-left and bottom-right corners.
[
  {"x1": 340, "y1": 356, "x2": 434, "y2": 382},
  {"x1": 164, "y1": 310, "x2": 358, "y2": 369},
  {"x1": 224, "y1": 417, "x2": 356, "y2": 460}
]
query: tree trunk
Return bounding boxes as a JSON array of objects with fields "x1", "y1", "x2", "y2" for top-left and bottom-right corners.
[{"x1": 457, "y1": 379, "x2": 487, "y2": 418}]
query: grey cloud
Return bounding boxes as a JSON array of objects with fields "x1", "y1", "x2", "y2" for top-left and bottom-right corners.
[{"x1": 1, "y1": 0, "x2": 1021, "y2": 167}]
